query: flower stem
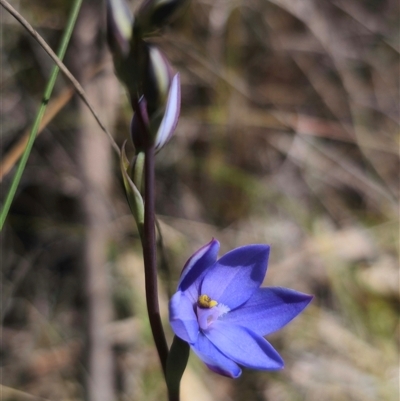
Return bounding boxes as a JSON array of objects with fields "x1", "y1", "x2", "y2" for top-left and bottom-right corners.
[{"x1": 143, "y1": 138, "x2": 169, "y2": 378}]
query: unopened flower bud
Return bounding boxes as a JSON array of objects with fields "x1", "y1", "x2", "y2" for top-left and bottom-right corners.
[
  {"x1": 154, "y1": 72, "x2": 180, "y2": 150},
  {"x1": 106, "y1": 0, "x2": 134, "y2": 56},
  {"x1": 143, "y1": 45, "x2": 174, "y2": 115},
  {"x1": 130, "y1": 96, "x2": 149, "y2": 151},
  {"x1": 135, "y1": 0, "x2": 190, "y2": 35},
  {"x1": 130, "y1": 73, "x2": 180, "y2": 152}
]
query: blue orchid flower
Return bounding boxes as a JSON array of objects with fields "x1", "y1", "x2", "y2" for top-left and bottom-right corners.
[{"x1": 169, "y1": 239, "x2": 313, "y2": 378}]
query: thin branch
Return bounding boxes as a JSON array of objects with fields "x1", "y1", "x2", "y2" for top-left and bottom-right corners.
[
  {"x1": 0, "y1": 0, "x2": 121, "y2": 157},
  {"x1": 0, "y1": 62, "x2": 108, "y2": 182},
  {"x1": 0, "y1": 87, "x2": 74, "y2": 182}
]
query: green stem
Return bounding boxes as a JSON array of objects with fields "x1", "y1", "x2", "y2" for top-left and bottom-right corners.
[{"x1": 0, "y1": 0, "x2": 83, "y2": 230}]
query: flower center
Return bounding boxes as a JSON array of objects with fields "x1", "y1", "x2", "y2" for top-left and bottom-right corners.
[
  {"x1": 197, "y1": 294, "x2": 218, "y2": 309},
  {"x1": 196, "y1": 295, "x2": 230, "y2": 331}
]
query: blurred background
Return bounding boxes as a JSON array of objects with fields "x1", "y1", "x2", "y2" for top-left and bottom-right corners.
[{"x1": 1, "y1": 0, "x2": 399, "y2": 400}]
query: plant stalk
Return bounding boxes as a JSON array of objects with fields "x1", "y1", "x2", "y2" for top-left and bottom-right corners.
[
  {"x1": 143, "y1": 143, "x2": 169, "y2": 378},
  {"x1": 0, "y1": 0, "x2": 83, "y2": 230}
]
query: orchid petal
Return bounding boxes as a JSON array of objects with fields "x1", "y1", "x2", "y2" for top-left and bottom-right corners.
[
  {"x1": 191, "y1": 333, "x2": 242, "y2": 378},
  {"x1": 169, "y1": 291, "x2": 199, "y2": 343},
  {"x1": 201, "y1": 245, "x2": 270, "y2": 309},
  {"x1": 206, "y1": 321, "x2": 283, "y2": 370},
  {"x1": 178, "y1": 239, "x2": 219, "y2": 302},
  {"x1": 225, "y1": 287, "x2": 313, "y2": 336}
]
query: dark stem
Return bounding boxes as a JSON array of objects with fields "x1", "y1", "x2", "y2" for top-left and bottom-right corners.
[
  {"x1": 132, "y1": 81, "x2": 171, "y2": 392},
  {"x1": 143, "y1": 135, "x2": 169, "y2": 378}
]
